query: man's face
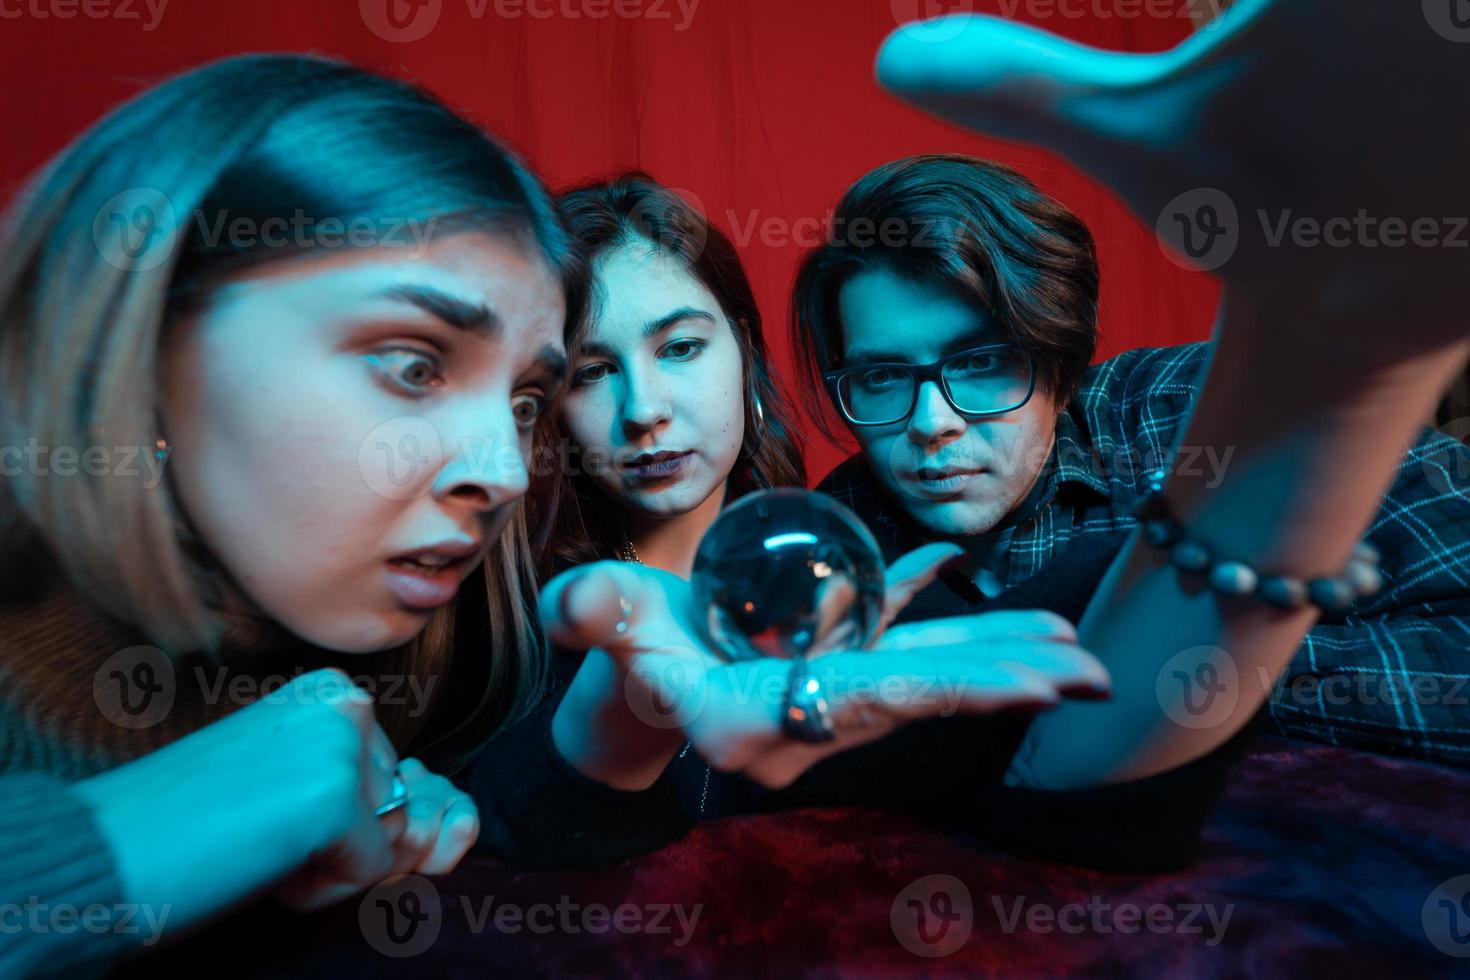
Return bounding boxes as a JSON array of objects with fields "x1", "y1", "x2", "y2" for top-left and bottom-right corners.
[{"x1": 837, "y1": 267, "x2": 1060, "y2": 538}]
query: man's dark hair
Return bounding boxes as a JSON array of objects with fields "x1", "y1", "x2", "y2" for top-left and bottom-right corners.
[{"x1": 791, "y1": 154, "x2": 1099, "y2": 440}]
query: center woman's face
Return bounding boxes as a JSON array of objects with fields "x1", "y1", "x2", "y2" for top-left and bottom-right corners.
[
  {"x1": 562, "y1": 242, "x2": 745, "y2": 522},
  {"x1": 160, "y1": 231, "x2": 567, "y2": 652}
]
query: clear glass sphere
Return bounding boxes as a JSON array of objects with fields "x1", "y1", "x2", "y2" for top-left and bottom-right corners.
[{"x1": 691, "y1": 489, "x2": 886, "y2": 661}]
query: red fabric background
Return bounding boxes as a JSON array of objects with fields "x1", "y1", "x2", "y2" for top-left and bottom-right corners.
[{"x1": 0, "y1": 0, "x2": 1221, "y2": 483}]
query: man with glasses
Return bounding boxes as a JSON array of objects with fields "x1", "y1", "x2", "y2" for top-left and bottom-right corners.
[{"x1": 791, "y1": 153, "x2": 1470, "y2": 766}]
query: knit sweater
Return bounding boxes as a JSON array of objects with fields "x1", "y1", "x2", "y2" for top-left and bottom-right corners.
[
  {"x1": 0, "y1": 773, "x2": 125, "y2": 978},
  {"x1": 0, "y1": 581, "x2": 398, "y2": 976},
  {"x1": 0, "y1": 585, "x2": 322, "y2": 780}
]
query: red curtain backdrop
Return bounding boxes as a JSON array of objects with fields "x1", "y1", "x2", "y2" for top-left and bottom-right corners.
[{"x1": 0, "y1": 0, "x2": 1221, "y2": 483}]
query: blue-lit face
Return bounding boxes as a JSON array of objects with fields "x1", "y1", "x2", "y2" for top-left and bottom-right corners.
[
  {"x1": 562, "y1": 242, "x2": 745, "y2": 522},
  {"x1": 159, "y1": 232, "x2": 566, "y2": 652},
  {"x1": 838, "y1": 267, "x2": 1059, "y2": 538}
]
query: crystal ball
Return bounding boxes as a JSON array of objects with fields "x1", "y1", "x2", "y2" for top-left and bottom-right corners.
[{"x1": 691, "y1": 489, "x2": 886, "y2": 662}]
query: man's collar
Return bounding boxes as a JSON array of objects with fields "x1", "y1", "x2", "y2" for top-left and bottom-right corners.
[{"x1": 1051, "y1": 408, "x2": 1112, "y2": 500}]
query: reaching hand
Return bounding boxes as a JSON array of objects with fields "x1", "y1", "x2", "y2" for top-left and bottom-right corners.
[{"x1": 876, "y1": 0, "x2": 1470, "y2": 363}]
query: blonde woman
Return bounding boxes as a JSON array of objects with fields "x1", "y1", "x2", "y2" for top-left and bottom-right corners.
[{"x1": 0, "y1": 53, "x2": 584, "y2": 973}]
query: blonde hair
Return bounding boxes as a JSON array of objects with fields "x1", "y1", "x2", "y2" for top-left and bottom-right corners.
[{"x1": 0, "y1": 54, "x2": 582, "y2": 756}]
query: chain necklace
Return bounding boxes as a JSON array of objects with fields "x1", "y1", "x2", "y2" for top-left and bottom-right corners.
[{"x1": 612, "y1": 516, "x2": 709, "y2": 815}]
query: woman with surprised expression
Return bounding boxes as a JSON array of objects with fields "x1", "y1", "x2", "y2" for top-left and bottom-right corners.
[{"x1": 0, "y1": 53, "x2": 584, "y2": 973}]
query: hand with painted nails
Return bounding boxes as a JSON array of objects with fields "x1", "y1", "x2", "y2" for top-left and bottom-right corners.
[{"x1": 544, "y1": 544, "x2": 1109, "y2": 791}]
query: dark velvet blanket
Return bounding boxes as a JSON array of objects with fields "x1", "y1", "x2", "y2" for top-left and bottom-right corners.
[{"x1": 125, "y1": 735, "x2": 1470, "y2": 978}]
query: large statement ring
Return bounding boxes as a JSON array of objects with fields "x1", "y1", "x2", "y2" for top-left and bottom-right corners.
[
  {"x1": 782, "y1": 659, "x2": 835, "y2": 743},
  {"x1": 375, "y1": 769, "x2": 410, "y2": 818}
]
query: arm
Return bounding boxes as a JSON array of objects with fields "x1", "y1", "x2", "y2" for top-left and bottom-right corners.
[
  {"x1": 1017, "y1": 306, "x2": 1468, "y2": 787},
  {"x1": 467, "y1": 651, "x2": 703, "y2": 868},
  {"x1": 0, "y1": 774, "x2": 127, "y2": 977},
  {"x1": 875, "y1": 0, "x2": 1470, "y2": 789}
]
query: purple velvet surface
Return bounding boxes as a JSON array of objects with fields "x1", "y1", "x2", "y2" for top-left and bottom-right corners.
[{"x1": 125, "y1": 735, "x2": 1470, "y2": 978}]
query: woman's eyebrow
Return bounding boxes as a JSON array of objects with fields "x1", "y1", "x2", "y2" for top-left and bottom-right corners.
[
  {"x1": 377, "y1": 283, "x2": 499, "y2": 336},
  {"x1": 642, "y1": 306, "x2": 717, "y2": 339},
  {"x1": 575, "y1": 307, "x2": 718, "y2": 360}
]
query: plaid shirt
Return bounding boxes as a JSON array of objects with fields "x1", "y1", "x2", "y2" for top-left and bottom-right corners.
[{"x1": 819, "y1": 342, "x2": 1470, "y2": 767}]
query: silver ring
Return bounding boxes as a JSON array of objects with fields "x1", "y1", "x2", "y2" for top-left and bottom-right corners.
[
  {"x1": 781, "y1": 659, "x2": 835, "y2": 743},
  {"x1": 375, "y1": 771, "x2": 410, "y2": 818}
]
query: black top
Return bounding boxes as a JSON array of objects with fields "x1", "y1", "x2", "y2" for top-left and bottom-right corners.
[{"x1": 467, "y1": 458, "x2": 1256, "y2": 871}]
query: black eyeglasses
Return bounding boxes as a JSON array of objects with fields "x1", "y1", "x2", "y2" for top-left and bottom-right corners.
[{"x1": 824, "y1": 343, "x2": 1037, "y2": 427}]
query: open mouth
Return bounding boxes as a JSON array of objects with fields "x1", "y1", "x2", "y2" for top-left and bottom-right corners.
[
  {"x1": 387, "y1": 554, "x2": 471, "y2": 574},
  {"x1": 383, "y1": 551, "x2": 479, "y2": 609}
]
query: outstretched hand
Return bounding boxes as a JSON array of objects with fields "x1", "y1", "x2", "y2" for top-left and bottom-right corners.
[
  {"x1": 877, "y1": 0, "x2": 1470, "y2": 363},
  {"x1": 543, "y1": 546, "x2": 1108, "y2": 790}
]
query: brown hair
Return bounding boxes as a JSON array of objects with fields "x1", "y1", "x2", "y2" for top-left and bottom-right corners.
[
  {"x1": 536, "y1": 174, "x2": 805, "y2": 572},
  {"x1": 791, "y1": 154, "x2": 1099, "y2": 443},
  {"x1": 0, "y1": 54, "x2": 586, "y2": 758}
]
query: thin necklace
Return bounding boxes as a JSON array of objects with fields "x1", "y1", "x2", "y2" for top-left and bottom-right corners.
[
  {"x1": 613, "y1": 515, "x2": 709, "y2": 814},
  {"x1": 615, "y1": 535, "x2": 642, "y2": 565}
]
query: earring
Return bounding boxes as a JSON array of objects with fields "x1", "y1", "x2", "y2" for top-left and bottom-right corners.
[{"x1": 154, "y1": 437, "x2": 171, "y2": 462}]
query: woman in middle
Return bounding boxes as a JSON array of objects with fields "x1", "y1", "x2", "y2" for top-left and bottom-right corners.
[{"x1": 540, "y1": 174, "x2": 806, "y2": 576}]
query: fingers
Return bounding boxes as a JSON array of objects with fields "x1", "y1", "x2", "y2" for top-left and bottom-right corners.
[
  {"x1": 940, "y1": 642, "x2": 1111, "y2": 715},
  {"x1": 879, "y1": 543, "x2": 966, "y2": 632},
  {"x1": 539, "y1": 561, "x2": 689, "y2": 661},
  {"x1": 834, "y1": 610, "x2": 1111, "y2": 720},
  {"x1": 872, "y1": 10, "x2": 1237, "y2": 207},
  {"x1": 876, "y1": 15, "x2": 1157, "y2": 144},
  {"x1": 878, "y1": 609, "x2": 1081, "y2": 649},
  {"x1": 418, "y1": 799, "x2": 480, "y2": 876},
  {"x1": 388, "y1": 759, "x2": 480, "y2": 877},
  {"x1": 539, "y1": 561, "x2": 638, "y2": 651}
]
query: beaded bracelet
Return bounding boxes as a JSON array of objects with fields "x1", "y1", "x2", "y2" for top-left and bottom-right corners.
[{"x1": 1133, "y1": 469, "x2": 1383, "y2": 615}]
